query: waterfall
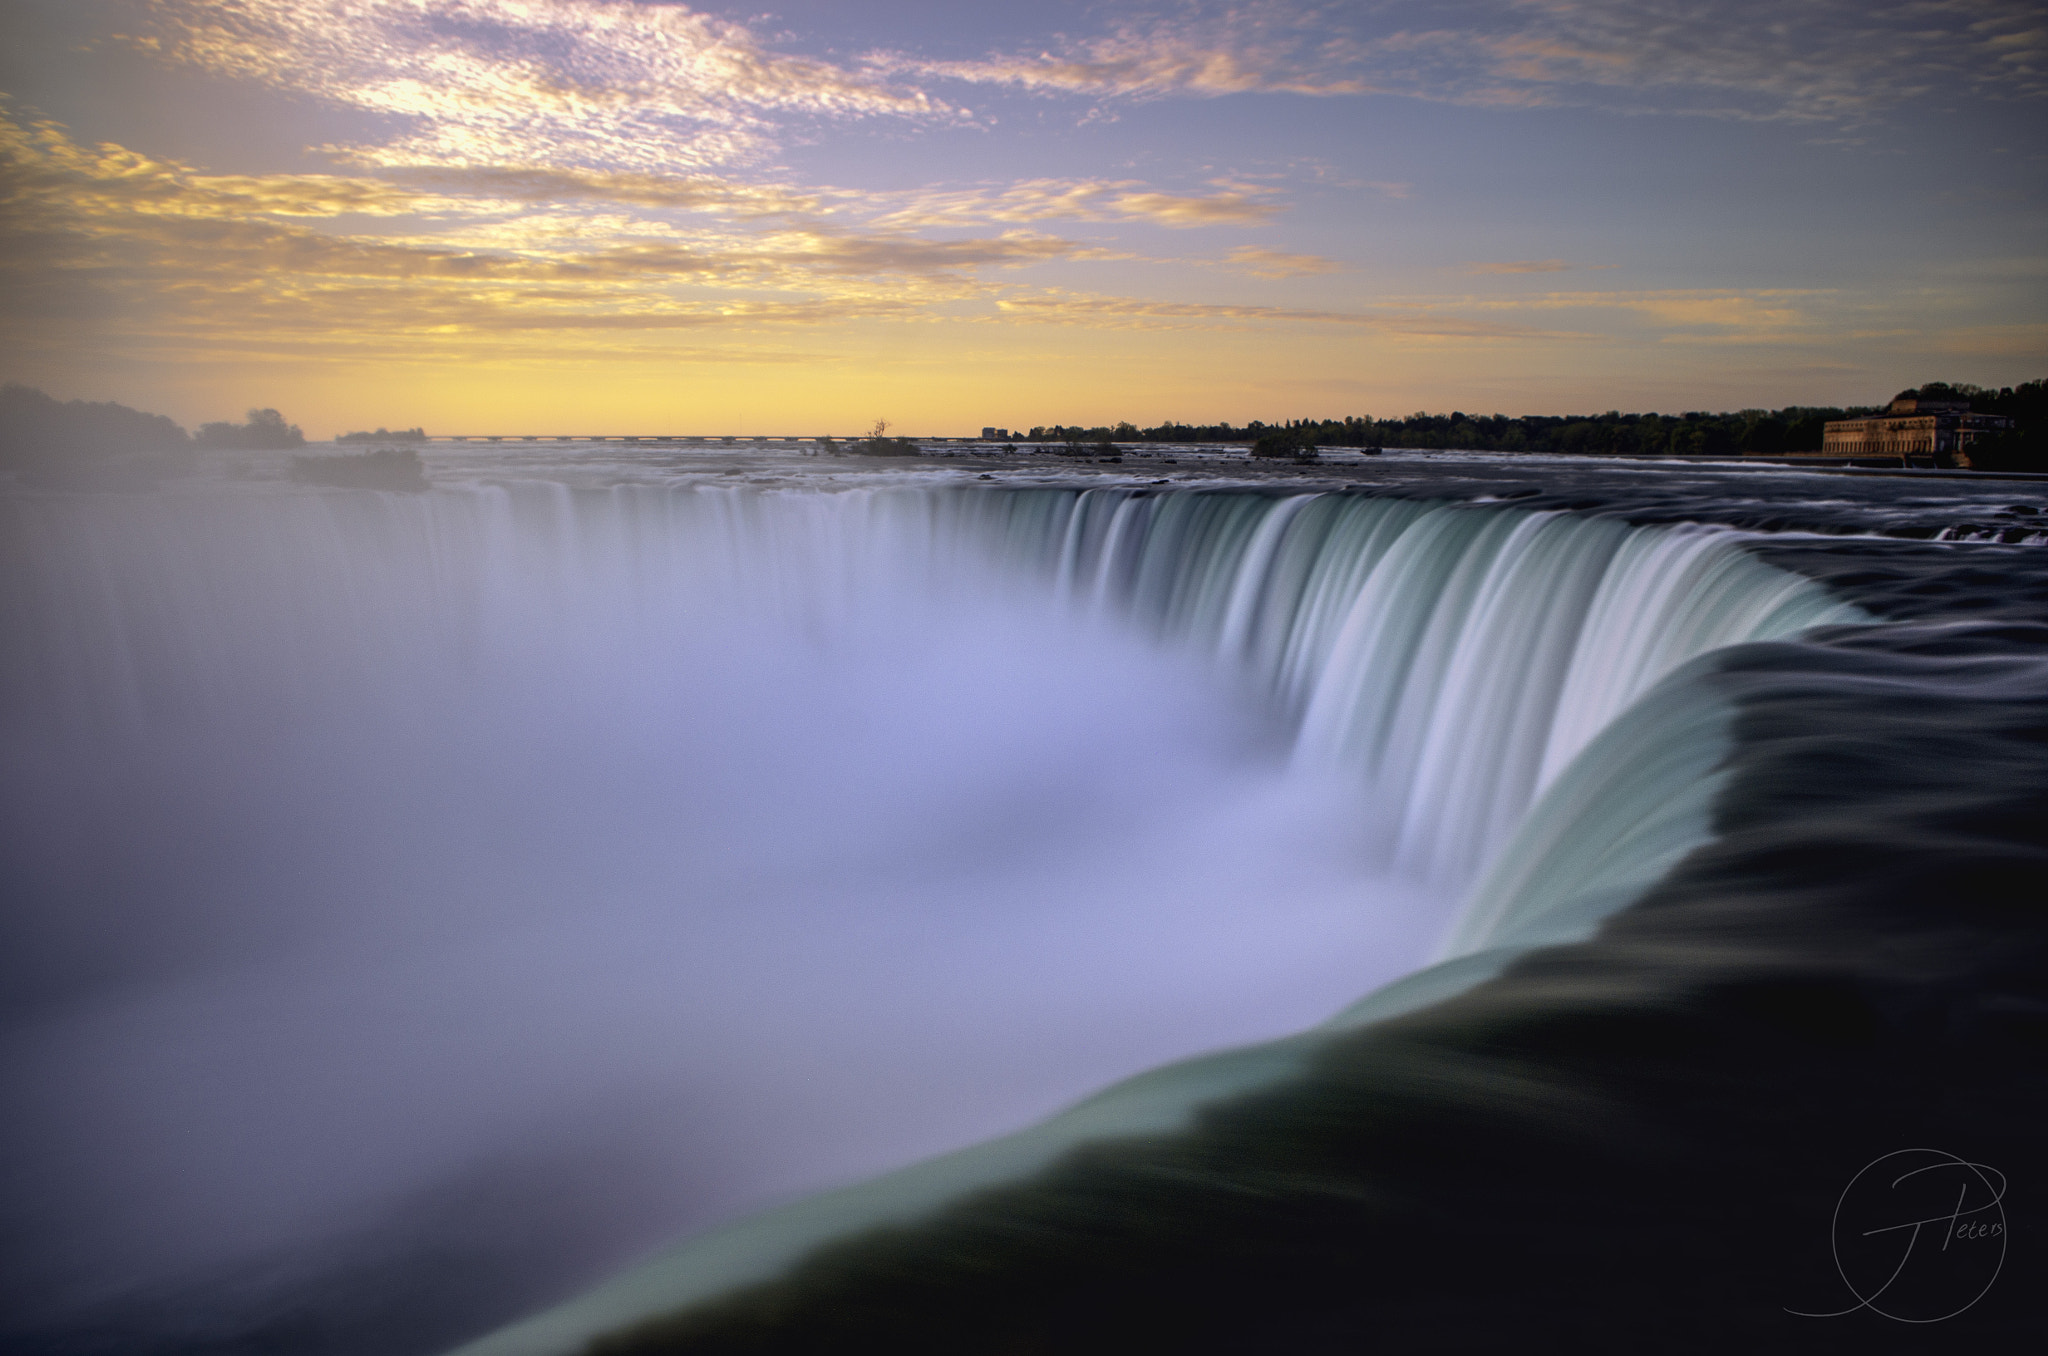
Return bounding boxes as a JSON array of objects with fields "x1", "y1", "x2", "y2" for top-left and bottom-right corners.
[
  {"x1": 0, "y1": 477, "x2": 1867, "y2": 1353},
  {"x1": 941, "y1": 487, "x2": 1861, "y2": 883},
  {"x1": 4, "y1": 482, "x2": 1856, "y2": 882}
]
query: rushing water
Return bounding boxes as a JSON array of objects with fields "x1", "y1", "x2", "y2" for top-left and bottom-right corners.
[{"x1": 2, "y1": 452, "x2": 2035, "y2": 1353}]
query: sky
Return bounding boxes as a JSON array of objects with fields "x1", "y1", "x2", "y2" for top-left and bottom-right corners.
[{"x1": 0, "y1": 0, "x2": 2042, "y2": 435}]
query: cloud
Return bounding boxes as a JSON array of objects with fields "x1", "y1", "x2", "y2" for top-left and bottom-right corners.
[
  {"x1": 1918, "y1": 321, "x2": 2048, "y2": 357},
  {"x1": 1111, "y1": 188, "x2": 1279, "y2": 227},
  {"x1": 0, "y1": 112, "x2": 428, "y2": 220},
  {"x1": 133, "y1": 0, "x2": 951, "y2": 170},
  {"x1": 1465, "y1": 260, "x2": 1575, "y2": 275},
  {"x1": 889, "y1": 0, "x2": 2046, "y2": 122},
  {"x1": 0, "y1": 110, "x2": 1130, "y2": 370},
  {"x1": 877, "y1": 2, "x2": 1374, "y2": 101},
  {"x1": 994, "y1": 290, "x2": 1586, "y2": 339},
  {"x1": 15, "y1": 98, "x2": 1825, "y2": 367},
  {"x1": 868, "y1": 179, "x2": 1279, "y2": 230},
  {"x1": 0, "y1": 124, "x2": 828, "y2": 229},
  {"x1": 378, "y1": 167, "x2": 822, "y2": 217},
  {"x1": 898, "y1": 40, "x2": 1364, "y2": 101},
  {"x1": 1220, "y1": 246, "x2": 1345, "y2": 278},
  {"x1": 979, "y1": 281, "x2": 1831, "y2": 342},
  {"x1": 570, "y1": 230, "x2": 1106, "y2": 281},
  {"x1": 1437, "y1": 0, "x2": 2048, "y2": 120},
  {"x1": 1446, "y1": 286, "x2": 1831, "y2": 342}
]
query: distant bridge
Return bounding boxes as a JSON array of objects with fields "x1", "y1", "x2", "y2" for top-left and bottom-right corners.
[{"x1": 426, "y1": 434, "x2": 985, "y2": 444}]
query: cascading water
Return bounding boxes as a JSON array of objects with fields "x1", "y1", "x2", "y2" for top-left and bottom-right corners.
[
  {"x1": 960, "y1": 487, "x2": 1860, "y2": 881},
  {"x1": 0, "y1": 472, "x2": 1867, "y2": 1354}
]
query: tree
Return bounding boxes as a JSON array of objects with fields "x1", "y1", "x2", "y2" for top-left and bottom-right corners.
[
  {"x1": 1, "y1": 384, "x2": 191, "y2": 485},
  {"x1": 195, "y1": 408, "x2": 305, "y2": 450},
  {"x1": 1250, "y1": 430, "x2": 1317, "y2": 461},
  {"x1": 337, "y1": 426, "x2": 427, "y2": 443},
  {"x1": 1965, "y1": 427, "x2": 2048, "y2": 472},
  {"x1": 848, "y1": 417, "x2": 919, "y2": 457},
  {"x1": 1958, "y1": 380, "x2": 2048, "y2": 470}
]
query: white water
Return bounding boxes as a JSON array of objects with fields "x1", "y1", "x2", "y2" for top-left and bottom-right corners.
[
  {"x1": 969, "y1": 488, "x2": 1858, "y2": 880},
  {"x1": 0, "y1": 476, "x2": 1862, "y2": 1344}
]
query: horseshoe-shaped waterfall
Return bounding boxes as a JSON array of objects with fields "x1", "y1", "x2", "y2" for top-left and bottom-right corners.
[{"x1": 4, "y1": 460, "x2": 2043, "y2": 1353}]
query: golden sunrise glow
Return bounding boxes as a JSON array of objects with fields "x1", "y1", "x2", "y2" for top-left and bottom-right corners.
[{"x1": 2, "y1": 0, "x2": 2043, "y2": 431}]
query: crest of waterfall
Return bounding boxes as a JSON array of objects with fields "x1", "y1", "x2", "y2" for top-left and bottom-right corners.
[{"x1": 939, "y1": 486, "x2": 1865, "y2": 885}]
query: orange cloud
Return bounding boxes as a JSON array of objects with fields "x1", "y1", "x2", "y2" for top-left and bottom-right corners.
[
  {"x1": 0, "y1": 111, "x2": 1148, "y2": 371},
  {"x1": 1221, "y1": 247, "x2": 1346, "y2": 279},
  {"x1": 869, "y1": 179, "x2": 1281, "y2": 230}
]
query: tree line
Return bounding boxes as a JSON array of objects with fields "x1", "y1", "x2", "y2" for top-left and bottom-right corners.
[
  {"x1": 1026, "y1": 410, "x2": 1861, "y2": 456},
  {"x1": 1024, "y1": 378, "x2": 2046, "y2": 465},
  {"x1": 2, "y1": 385, "x2": 312, "y2": 485},
  {"x1": 1921, "y1": 381, "x2": 2048, "y2": 471},
  {"x1": 7, "y1": 379, "x2": 2043, "y2": 478}
]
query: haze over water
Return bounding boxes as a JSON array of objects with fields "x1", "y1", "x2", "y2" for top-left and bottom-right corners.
[{"x1": 1, "y1": 466, "x2": 1438, "y2": 1343}]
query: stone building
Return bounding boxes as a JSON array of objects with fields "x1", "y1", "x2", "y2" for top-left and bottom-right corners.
[{"x1": 1821, "y1": 395, "x2": 2014, "y2": 467}]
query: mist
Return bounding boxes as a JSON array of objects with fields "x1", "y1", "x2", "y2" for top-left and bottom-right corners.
[{"x1": 0, "y1": 479, "x2": 1439, "y2": 1348}]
